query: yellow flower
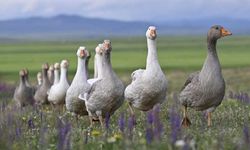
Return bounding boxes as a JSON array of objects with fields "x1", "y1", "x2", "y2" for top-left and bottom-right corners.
[
  {"x1": 139, "y1": 138, "x2": 146, "y2": 144},
  {"x1": 22, "y1": 117, "x2": 26, "y2": 121},
  {"x1": 107, "y1": 137, "x2": 116, "y2": 143},
  {"x1": 113, "y1": 133, "x2": 122, "y2": 140},
  {"x1": 91, "y1": 130, "x2": 101, "y2": 137}
]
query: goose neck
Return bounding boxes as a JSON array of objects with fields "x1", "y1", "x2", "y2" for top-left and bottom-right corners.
[
  {"x1": 76, "y1": 57, "x2": 88, "y2": 81},
  {"x1": 59, "y1": 67, "x2": 68, "y2": 83},
  {"x1": 146, "y1": 38, "x2": 159, "y2": 69},
  {"x1": 53, "y1": 70, "x2": 60, "y2": 84},
  {"x1": 20, "y1": 76, "x2": 26, "y2": 86},
  {"x1": 42, "y1": 69, "x2": 50, "y2": 85},
  {"x1": 101, "y1": 53, "x2": 113, "y2": 77}
]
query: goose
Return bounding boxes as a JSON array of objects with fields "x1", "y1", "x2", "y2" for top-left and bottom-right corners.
[
  {"x1": 48, "y1": 60, "x2": 70, "y2": 107},
  {"x1": 65, "y1": 47, "x2": 91, "y2": 116},
  {"x1": 53, "y1": 62, "x2": 60, "y2": 85},
  {"x1": 79, "y1": 40, "x2": 124, "y2": 127},
  {"x1": 124, "y1": 26, "x2": 168, "y2": 114},
  {"x1": 47, "y1": 64, "x2": 54, "y2": 84},
  {"x1": 34, "y1": 63, "x2": 52, "y2": 105},
  {"x1": 179, "y1": 25, "x2": 232, "y2": 127},
  {"x1": 13, "y1": 69, "x2": 34, "y2": 107}
]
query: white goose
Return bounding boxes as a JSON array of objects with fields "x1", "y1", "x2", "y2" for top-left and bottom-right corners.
[
  {"x1": 65, "y1": 47, "x2": 91, "y2": 116},
  {"x1": 125, "y1": 26, "x2": 168, "y2": 113},
  {"x1": 79, "y1": 40, "x2": 124, "y2": 127},
  {"x1": 48, "y1": 60, "x2": 70, "y2": 106}
]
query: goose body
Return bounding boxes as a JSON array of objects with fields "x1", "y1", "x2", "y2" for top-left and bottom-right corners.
[
  {"x1": 125, "y1": 26, "x2": 167, "y2": 111},
  {"x1": 48, "y1": 60, "x2": 70, "y2": 105},
  {"x1": 13, "y1": 69, "x2": 34, "y2": 107},
  {"x1": 80, "y1": 41, "x2": 124, "y2": 126},
  {"x1": 34, "y1": 63, "x2": 52, "y2": 105},
  {"x1": 65, "y1": 47, "x2": 91, "y2": 115},
  {"x1": 179, "y1": 25, "x2": 232, "y2": 127}
]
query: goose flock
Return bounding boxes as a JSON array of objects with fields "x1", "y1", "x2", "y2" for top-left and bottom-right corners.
[{"x1": 13, "y1": 25, "x2": 232, "y2": 127}]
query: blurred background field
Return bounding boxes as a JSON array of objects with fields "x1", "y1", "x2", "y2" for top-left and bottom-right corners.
[{"x1": 1, "y1": 35, "x2": 250, "y2": 87}]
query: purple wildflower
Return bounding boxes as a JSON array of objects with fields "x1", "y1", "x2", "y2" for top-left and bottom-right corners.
[
  {"x1": 40, "y1": 111, "x2": 43, "y2": 122},
  {"x1": 146, "y1": 128, "x2": 153, "y2": 144},
  {"x1": 28, "y1": 118, "x2": 35, "y2": 129},
  {"x1": 169, "y1": 107, "x2": 181, "y2": 144},
  {"x1": 118, "y1": 112, "x2": 125, "y2": 133},
  {"x1": 128, "y1": 115, "x2": 136, "y2": 137},
  {"x1": 153, "y1": 105, "x2": 164, "y2": 140},
  {"x1": 183, "y1": 143, "x2": 190, "y2": 150},
  {"x1": 39, "y1": 126, "x2": 48, "y2": 149},
  {"x1": 57, "y1": 120, "x2": 71, "y2": 150},
  {"x1": 243, "y1": 125, "x2": 250, "y2": 144},
  {"x1": 15, "y1": 127, "x2": 22, "y2": 138},
  {"x1": 147, "y1": 110, "x2": 154, "y2": 125},
  {"x1": 105, "y1": 112, "x2": 110, "y2": 130}
]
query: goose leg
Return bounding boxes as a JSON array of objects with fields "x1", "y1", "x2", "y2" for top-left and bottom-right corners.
[
  {"x1": 207, "y1": 112, "x2": 212, "y2": 127},
  {"x1": 128, "y1": 102, "x2": 135, "y2": 116},
  {"x1": 181, "y1": 106, "x2": 191, "y2": 127},
  {"x1": 89, "y1": 116, "x2": 93, "y2": 128},
  {"x1": 96, "y1": 110, "x2": 104, "y2": 128}
]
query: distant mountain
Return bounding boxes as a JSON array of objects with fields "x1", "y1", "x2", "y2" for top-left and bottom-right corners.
[
  {"x1": 158, "y1": 17, "x2": 250, "y2": 35},
  {"x1": 0, "y1": 15, "x2": 249, "y2": 40},
  {"x1": 0, "y1": 15, "x2": 150, "y2": 40}
]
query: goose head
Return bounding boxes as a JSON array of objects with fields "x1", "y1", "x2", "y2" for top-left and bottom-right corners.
[
  {"x1": 42, "y1": 63, "x2": 49, "y2": 71},
  {"x1": 95, "y1": 44, "x2": 103, "y2": 55},
  {"x1": 102, "y1": 40, "x2": 112, "y2": 54},
  {"x1": 23, "y1": 68, "x2": 29, "y2": 76},
  {"x1": 60, "y1": 59, "x2": 69, "y2": 69},
  {"x1": 146, "y1": 26, "x2": 157, "y2": 40},
  {"x1": 77, "y1": 46, "x2": 89, "y2": 59},
  {"x1": 54, "y1": 62, "x2": 60, "y2": 70},
  {"x1": 48, "y1": 65, "x2": 54, "y2": 72},
  {"x1": 208, "y1": 25, "x2": 232, "y2": 41},
  {"x1": 19, "y1": 69, "x2": 25, "y2": 77}
]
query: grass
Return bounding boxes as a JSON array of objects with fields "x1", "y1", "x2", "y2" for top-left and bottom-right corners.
[
  {"x1": 1, "y1": 36, "x2": 250, "y2": 149},
  {"x1": 1, "y1": 36, "x2": 250, "y2": 82}
]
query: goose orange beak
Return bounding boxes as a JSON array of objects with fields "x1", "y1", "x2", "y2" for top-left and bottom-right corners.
[{"x1": 221, "y1": 28, "x2": 232, "y2": 37}]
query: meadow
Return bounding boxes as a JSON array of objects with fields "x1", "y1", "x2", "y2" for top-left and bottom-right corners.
[{"x1": 0, "y1": 36, "x2": 250, "y2": 149}]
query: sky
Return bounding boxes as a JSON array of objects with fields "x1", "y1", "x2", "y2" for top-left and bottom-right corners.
[{"x1": 0, "y1": 0, "x2": 249, "y2": 21}]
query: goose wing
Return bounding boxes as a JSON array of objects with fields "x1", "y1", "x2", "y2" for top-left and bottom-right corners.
[
  {"x1": 181, "y1": 71, "x2": 199, "y2": 91},
  {"x1": 79, "y1": 79, "x2": 102, "y2": 101},
  {"x1": 131, "y1": 69, "x2": 144, "y2": 81}
]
